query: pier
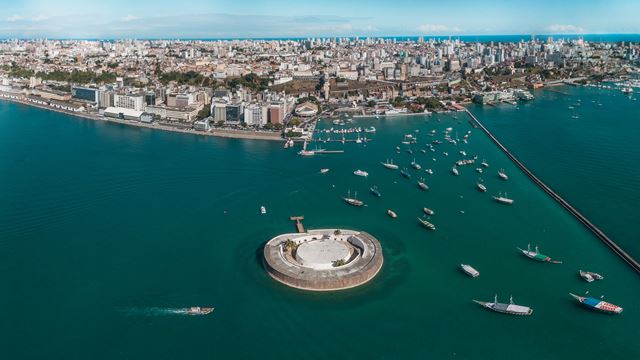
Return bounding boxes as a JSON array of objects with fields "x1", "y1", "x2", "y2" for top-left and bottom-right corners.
[
  {"x1": 290, "y1": 216, "x2": 306, "y2": 233},
  {"x1": 464, "y1": 108, "x2": 640, "y2": 274}
]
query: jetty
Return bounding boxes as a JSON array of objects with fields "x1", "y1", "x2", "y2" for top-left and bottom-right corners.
[
  {"x1": 290, "y1": 216, "x2": 305, "y2": 233},
  {"x1": 464, "y1": 108, "x2": 640, "y2": 274}
]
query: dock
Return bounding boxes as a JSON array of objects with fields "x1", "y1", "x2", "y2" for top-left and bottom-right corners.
[
  {"x1": 290, "y1": 216, "x2": 306, "y2": 233},
  {"x1": 463, "y1": 108, "x2": 640, "y2": 274}
]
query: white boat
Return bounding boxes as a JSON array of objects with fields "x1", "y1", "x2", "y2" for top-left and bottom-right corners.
[
  {"x1": 461, "y1": 264, "x2": 480, "y2": 277},
  {"x1": 411, "y1": 159, "x2": 422, "y2": 170},
  {"x1": 381, "y1": 159, "x2": 399, "y2": 170},
  {"x1": 365, "y1": 126, "x2": 376, "y2": 133},
  {"x1": 493, "y1": 192, "x2": 514, "y2": 205},
  {"x1": 260, "y1": 206, "x2": 267, "y2": 214},
  {"x1": 452, "y1": 167, "x2": 460, "y2": 176},
  {"x1": 481, "y1": 159, "x2": 489, "y2": 168},
  {"x1": 579, "y1": 270, "x2": 604, "y2": 282},
  {"x1": 473, "y1": 295, "x2": 533, "y2": 316},
  {"x1": 425, "y1": 169, "x2": 433, "y2": 175},
  {"x1": 343, "y1": 190, "x2": 364, "y2": 207},
  {"x1": 423, "y1": 207, "x2": 435, "y2": 216},
  {"x1": 477, "y1": 179, "x2": 487, "y2": 192},
  {"x1": 498, "y1": 169, "x2": 509, "y2": 180},
  {"x1": 353, "y1": 169, "x2": 369, "y2": 177},
  {"x1": 320, "y1": 168, "x2": 330, "y2": 174},
  {"x1": 475, "y1": 167, "x2": 483, "y2": 174},
  {"x1": 417, "y1": 179, "x2": 429, "y2": 191},
  {"x1": 387, "y1": 209, "x2": 398, "y2": 218},
  {"x1": 186, "y1": 307, "x2": 215, "y2": 315}
]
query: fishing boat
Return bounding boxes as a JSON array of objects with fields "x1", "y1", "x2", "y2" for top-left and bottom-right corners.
[
  {"x1": 400, "y1": 168, "x2": 412, "y2": 178},
  {"x1": 477, "y1": 179, "x2": 487, "y2": 192},
  {"x1": 461, "y1": 264, "x2": 480, "y2": 278},
  {"x1": 353, "y1": 169, "x2": 369, "y2": 177},
  {"x1": 387, "y1": 209, "x2": 397, "y2": 218},
  {"x1": 425, "y1": 169, "x2": 434, "y2": 175},
  {"x1": 481, "y1": 159, "x2": 489, "y2": 168},
  {"x1": 473, "y1": 295, "x2": 533, "y2": 316},
  {"x1": 451, "y1": 167, "x2": 460, "y2": 176},
  {"x1": 579, "y1": 270, "x2": 604, "y2": 282},
  {"x1": 381, "y1": 159, "x2": 399, "y2": 170},
  {"x1": 411, "y1": 159, "x2": 422, "y2": 170},
  {"x1": 186, "y1": 307, "x2": 215, "y2": 315},
  {"x1": 343, "y1": 190, "x2": 364, "y2": 207},
  {"x1": 423, "y1": 208, "x2": 435, "y2": 216},
  {"x1": 320, "y1": 168, "x2": 330, "y2": 174},
  {"x1": 498, "y1": 169, "x2": 509, "y2": 180},
  {"x1": 417, "y1": 179, "x2": 429, "y2": 191},
  {"x1": 517, "y1": 244, "x2": 562, "y2": 263},
  {"x1": 370, "y1": 186, "x2": 382, "y2": 197},
  {"x1": 260, "y1": 206, "x2": 267, "y2": 214},
  {"x1": 417, "y1": 217, "x2": 436, "y2": 230},
  {"x1": 569, "y1": 293, "x2": 623, "y2": 314},
  {"x1": 492, "y1": 192, "x2": 513, "y2": 205}
]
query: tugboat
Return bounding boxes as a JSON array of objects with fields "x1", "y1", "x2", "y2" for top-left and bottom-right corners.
[
  {"x1": 387, "y1": 209, "x2": 398, "y2": 218},
  {"x1": 477, "y1": 178, "x2": 487, "y2": 192},
  {"x1": 517, "y1": 244, "x2": 562, "y2": 263},
  {"x1": 473, "y1": 295, "x2": 533, "y2": 316},
  {"x1": 381, "y1": 159, "x2": 399, "y2": 170},
  {"x1": 423, "y1": 207, "x2": 435, "y2": 216},
  {"x1": 400, "y1": 168, "x2": 412, "y2": 179},
  {"x1": 353, "y1": 169, "x2": 369, "y2": 177},
  {"x1": 417, "y1": 217, "x2": 436, "y2": 230},
  {"x1": 186, "y1": 307, "x2": 215, "y2": 315},
  {"x1": 569, "y1": 293, "x2": 623, "y2": 314},
  {"x1": 411, "y1": 158, "x2": 422, "y2": 170},
  {"x1": 492, "y1": 192, "x2": 513, "y2": 205},
  {"x1": 498, "y1": 168, "x2": 509, "y2": 180},
  {"x1": 461, "y1": 264, "x2": 480, "y2": 278},
  {"x1": 417, "y1": 179, "x2": 429, "y2": 191},
  {"x1": 343, "y1": 190, "x2": 364, "y2": 207},
  {"x1": 579, "y1": 270, "x2": 604, "y2": 282},
  {"x1": 370, "y1": 186, "x2": 382, "y2": 197}
]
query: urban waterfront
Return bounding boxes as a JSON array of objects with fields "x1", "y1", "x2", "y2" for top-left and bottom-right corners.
[{"x1": 1, "y1": 98, "x2": 639, "y2": 359}]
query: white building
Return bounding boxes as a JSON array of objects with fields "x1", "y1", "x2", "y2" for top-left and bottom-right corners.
[
  {"x1": 114, "y1": 94, "x2": 145, "y2": 111},
  {"x1": 244, "y1": 103, "x2": 267, "y2": 126}
]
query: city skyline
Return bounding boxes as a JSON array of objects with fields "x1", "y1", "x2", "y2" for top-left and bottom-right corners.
[{"x1": 1, "y1": 0, "x2": 639, "y2": 39}]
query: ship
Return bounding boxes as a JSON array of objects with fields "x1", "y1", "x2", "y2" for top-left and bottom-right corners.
[
  {"x1": 353, "y1": 169, "x2": 369, "y2": 177},
  {"x1": 517, "y1": 244, "x2": 562, "y2": 263},
  {"x1": 186, "y1": 307, "x2": 215, "y2": 315},
  {"x1": 492, "y1": 192, "x2": 513, "y2": 205},
  {"x1": 343, "y1": 190, "x2": 364, "y2": 207},
  {"x1": 417, "y1": 217, "x2": 436, "y2": 230},
  {"x1": 498, "y1": 169, "x2": 509, "y2": 180},
  {"x1": 423, "y1": 207, "x2": 435, "y2": 216},
  {"x1": 387, "y1": 209, "x2": 397, "y2": 218},
  {"x1": 569, "y1": 293, "x2": 623, "y2": 314},
  {"x1": 411, "y1": 159, "x2": 422, "y2": 170},
  {"x1": 579, "y1": 270, "x2": 604, "y2": 282},
  {"x1": 381, "y1": 159, "x2": 399, "y2": 170},
  {"x1": 477, "y1": 178, "x2": 487, "y2": 192},
  {"x1": 417, "y1": 179, "x2": 429, "y2": 191},
  {"x1": 370, "y1": 186, "x2": 382, "y2": 197},
  {"x1": 400, "y1": 168, "x2": 412, "y2": 178},
  {"x1": 461, "y1": 264, "x2": 480, "y2": 278},
  {"x1": 473, "y1": 295, "x2": 533, "y2": 316}
]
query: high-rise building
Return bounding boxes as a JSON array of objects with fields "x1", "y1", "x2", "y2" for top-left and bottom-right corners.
[
  {"x1": 72, "y1": 86, "x2": 99, "y2": 103},
  {"x1": 114, "y1": 93, "x2": 145, "y2": 111}
]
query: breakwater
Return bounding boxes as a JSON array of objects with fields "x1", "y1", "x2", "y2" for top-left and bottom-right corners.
[{"x1": 464, "y1": 108, "x2": 640, "y2": 273}]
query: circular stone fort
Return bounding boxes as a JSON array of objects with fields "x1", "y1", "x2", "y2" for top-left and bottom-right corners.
[{"x1": 263, "y1": 229, "x2": 383, "y2": 291}]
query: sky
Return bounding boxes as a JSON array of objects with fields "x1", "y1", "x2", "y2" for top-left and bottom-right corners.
[{"x1": 0, "y1": 0, "x2": 639, "y2": 39}]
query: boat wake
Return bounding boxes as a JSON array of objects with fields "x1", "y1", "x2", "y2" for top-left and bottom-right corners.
[{"x1": 122, "y1": 307, "x2": 203, "y2": 316}]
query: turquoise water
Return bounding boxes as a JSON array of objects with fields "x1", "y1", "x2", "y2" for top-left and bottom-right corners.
[
  {"x1": 472, "y1": 86, "x2": 640, "y2": 258},
  {"x1": 1, "y1": 100, "x2": 639, "y2": 359}
]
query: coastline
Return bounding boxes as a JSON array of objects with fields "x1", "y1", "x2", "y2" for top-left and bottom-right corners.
[{"x1": 0, "y1": 97, "x2": 284, "y2": 142}]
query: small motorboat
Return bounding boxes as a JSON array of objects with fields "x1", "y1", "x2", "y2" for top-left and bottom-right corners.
[
  {"x1": 423, "y1": 208, "x2": 435, "y2": 216},
  {"x1": 186, "y1": 307, "x2": 215, "y2": 315},
  {"x1": 320, "y1": 168, "x2": 330, "y2": 174},
  {"x1": 400, "y1": 168, "x2": 412, "y2": 179},
  {"x1": 260, "y1": 206, "x2": 267, "y2": 214},
  {"x1": 353, "y1": 169, "x2": 369, "y2": 177},
  {"x1": 425, "y1": 169, "x2": 434, "y2": 175},
  {"x1": 461, "y1": 264, "x2": 480, "y2": 278},
  {"x1": 452, "y1": 167, "x2": 460, "y2": 176},
  {"x1": 417, "y1": 180, "x2": 429, "y2": 191},
  {"x1": 387, "y1": 209, "x2": 397, "y2": 218},
  {"x1": 579, "y1": 270, "x2": 604, "y2": 282},
  {"x1": 569, "y1": 293, "x2": 623, "y2": 314}
]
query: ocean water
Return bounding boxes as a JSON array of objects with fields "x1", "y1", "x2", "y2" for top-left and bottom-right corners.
[{"x1": 0, "y1": 99, "x2": 639, "y2": 360}]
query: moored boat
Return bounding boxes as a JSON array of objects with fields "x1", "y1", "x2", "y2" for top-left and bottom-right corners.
[
  {"x1": 481, "y1": 159, "x2": 489, "y2": 168},
  {"x1": 411, "y1": 158, "x2": 422, "y2": 170},
  {"x1": 417, "y1": 179, "x2": 429, "y2": 191},
  {"x1": 517, "y1": 244, "x2": 562, "y2": 263},
  {"x1": 320, "y1": 168, "x2": 330, "y2": 174},
  {"x1": 423, "y1": 207, "x2": 435, "y2": 216},
  {"x1": 498, "y1": 168, "x2": 509, "y2": 180},
  {"x1": 461, "y1": 264, "x2": 480, "y2": 277},
  {"x1": 400, "y1": 168, "x2": 412, "y2": 178},
  {"x1": 260, "y1": 206, "x2": 267, "y2": 214},
  {"x1": 343, "y1": 190, "x2": 364, "y2": 207},
  {"x1": 417, "y1": 217, "x2": 436, "y2": 230},
  {"x1": 353, "y1": 169, "x2": 369, "y2": 177},
  {"x1": 477, "y1": 178, "x2": 487, "y2": 192},
  {"x1": 473, "y1": 295, "x2": 533, "y2": 316},
  {"x1": 370, "y1": 186, "x2": 382, "y2": 197},
  {"x1": 492, "y1": 192, "x2": 513, "y2": 205},
  {"x1": 579, "y1": 270, "x2": 604, "y2": 282},
  {"x1": 452, "y1": 167, "x2": 460, "y2": 176},
  {"x1": 425, "y1": 169, "x2": 434, "y2": 175},
  {"x1": 387, "y1": 209, "x2": 397, "y2": 218},
  {"x1": 569, "y1": 293, "x2": 623, "y2": 314},
  {"x1": 381, "y1": 159, "x2": 399, "y2": 170}
]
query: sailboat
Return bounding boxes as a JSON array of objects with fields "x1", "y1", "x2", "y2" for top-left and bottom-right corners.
[
  {"x1": 492, "y1": 192, "x2": 513, "y2": 204},
  {"x1": 370, "y1": 185, "x2": 382, "y2": 197},
  {"x1": 381, "y1": 159, "x2": 399, "y2": 170},
  {"x1": 477, "y1": 178, "x2": 487, "y2": 192},
  {"x1": 343, "y1": 190, "x2": 364, "y2": 207},
  {"x1": 473, "y1": 295, "x2": 533, "y2": 316},
  {"x1": 517, "y1": 244, "x2": 562, "y2": 264},
  {"x1": 411, "y1": 158, "x2": 422, "y2": 170},
  {"x1": 417, "y1": 178, "x2": 429, "y2": 191},
  {"x1": 498, "y1": 169, "x2": 509, "y2": 180},
  {"x1": 417, "y1": 217, "x2": 436, "y2": 230}
]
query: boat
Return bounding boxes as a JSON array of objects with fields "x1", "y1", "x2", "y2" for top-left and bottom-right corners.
[
  {"x1": 422, "y1": 208, "x2": 435, "y2": 216},
  {"x1": 481, "y1": 159, "x2": 489, "y2": 168},
  {"x1": 425, "y1": 169, "x2": 434, "y2": 175},
  {"x1": 353, "y1": 169, "x2": 369, "y2": 177},
  {"x1": 473, "y1": 295, "x2": 533, "y2": 316},
  {"x1": 406, "y1": 149, "x2": 414, "y2": 155},
  {"x1": 498, "y1": 169, "x2": 509, "y2": 180},
  {"x1": 569, "y1": 293, "x2": 623, "y2": 314},
  {"x1": 387, "y1": 209, "x2": 397, "y2": 218},
  {"x1": 475, "y1": 167, "x2": 483, "y2": 174},
  {"x1": 477, "y1": 179, "x2": 487, "y2": 192},
  {"x1": 370, "y1": 186, "x2": 382, "y2": 197},
  {"x1": 260, "y1": 206, "x2": 267, "y2": 214},
  {"x1": 420, "y1": 149, "x2": 426, "y2": 154},
  {"x1": 417, "y1": 217, "x2": 436, "y2": 230},
  {"x1": 186, "y1": 307, "x2": 215, "y2": 315},
  {"x1": 343, "y1": 190, "x2": 364, "y2": 207},
  {"x1": 417, "y1": 179, "x2": 429, "y2": 191},
  {"x1": 400, "y1": 168, "x2": 412, "y2": 178},
  {"x1": 452, "y1": 167, "x2": 460, "y2": 176},
  {"x1": 320, "y1": 168, "x2": 330, "y2": 174},
  {"x1": 381, "y1": 159, "x2": 399, "y2": 170},
  {"x1": 492, "y1": 192, "x2": 513, "y2": 205},
  {"x1": 461, "y1": 264, "x2": 480, "y2": 278},
  {"x1": 621, "y1": 87, "x2": 633, "y2": 94},
  {"x1": 411, "y1": 159, "x2": 422, "y2": 170},
  {"x1": 579, "y1": 270, "x2": 604, "y2": 282},
  {"x1": 517, "y1": 244, "x2": 562, "y2": 263},
  {"x1": 364, "y1": 126, "x2": 377, "y2": 133}
]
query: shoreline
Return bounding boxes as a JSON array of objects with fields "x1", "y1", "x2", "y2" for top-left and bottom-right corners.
[
  {"x1": 0, "y1": 97, "x2": 284, "y2": 142},
  {"x1": 463, "y1": 108, "x2": 640, "y2": 274}
]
